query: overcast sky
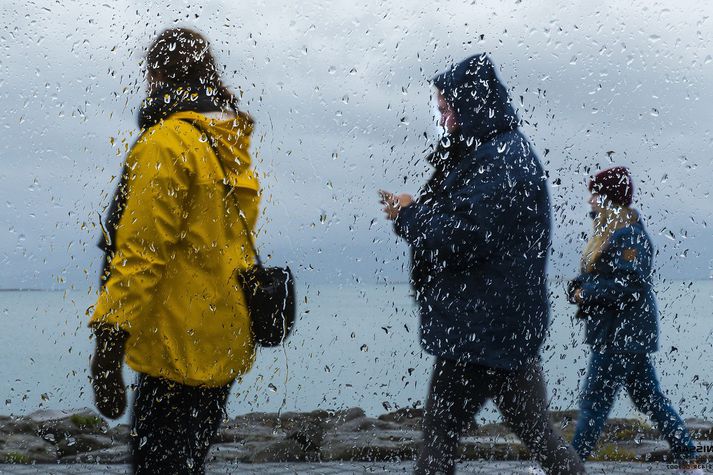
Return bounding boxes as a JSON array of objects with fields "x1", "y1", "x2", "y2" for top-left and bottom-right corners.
[{"x1": 0, "y1": 0, "x2": 711, "y2": 289}]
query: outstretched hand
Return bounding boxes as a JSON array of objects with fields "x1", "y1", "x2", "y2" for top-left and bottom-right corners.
[{"x1": 379, "y1": 190, "x2": 414, "y2": 220}]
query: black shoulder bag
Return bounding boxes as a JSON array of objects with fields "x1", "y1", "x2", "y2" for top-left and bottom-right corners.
[{"x1": 182, "y1": 119, "x2": 296, "y2": 347}]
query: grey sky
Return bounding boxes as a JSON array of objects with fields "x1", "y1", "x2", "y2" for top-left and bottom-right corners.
[{"x1": 0, "y1": 0, "x2": 711, "y2": 289}]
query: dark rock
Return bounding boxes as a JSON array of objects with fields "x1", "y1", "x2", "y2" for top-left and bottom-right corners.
[
  {"x1": 31, "y1": 408, "x2": 108, "y2": 447},
  {"x1": 549, "y1": 410, "x2": 579, "y2": 437},
  {"x1": 248, "y1": 438, "x2": 306, "y2": 463},
  {"x1": 686, "y1": 418, "x2": 713, "y2": 440},
  {"x1": 625, "y1": 440, "x2": 670, "y2": 462},
  {"x1": 601, "y1": 418, "x2": 659, "y2": 442},
  {"x1": 377, "y1": 408, "x2": 423, "y2": 430},
  {"x1": 61, "y1": 444, "x2": 131, "y2": 464},
  {"x1": 56, "y1": 433, "x2": 115, "y2": 458},
  {"x1": 0, "y1": 406, "x2": 708, "y2": 465},
  {"x1": 321, "y1": 429, "x2": 420, "y2": 462},
  {"x1": 549, "y1": 410, "x2": 579, "y2": 425},
  {"x1": 279, "y1": 407, "x2": 365, "y2": 431},
  {"x1": 589, "y1": 441, "x2": 643, "y2": 462},
  {"x1": 0, "y1": 433, "x2": 58, "y2": 463},
  {"x1": 29, "y1": 408, "x2": 106, "y2": 431},
  {"x1": 337, "y1": 416, "x2": 400, "y2": 433},
  {"x1": 276, "y1": 408, "x2": 366, "y2": 459},
  {"x1": 286, "y1": 428, "x2": 321, "y2": 461},
  {"x1": 460, "y1": 435, "x2": 528, "y2": 460},
  {"x1": 471, "y1": 422, "x2": 515, "y2": 437},
  {"x1": 105, "y1": 424, "x2": 131, "y2": 445},
  {"x1": 216, "y1": 421, "x2": 280, "y2": 445},
  {"x1": 229, "y1": 412, "x2": 281, "y2": 430},
  {"x1": 326, "y1": 407, "x2": 366, "y2": 427},
  {"x1": 207, "y1": 442, "x2": 253, "y2": 463},
  {"x1": 0, "y1": 415, "x2": 40, "y2": 436}
]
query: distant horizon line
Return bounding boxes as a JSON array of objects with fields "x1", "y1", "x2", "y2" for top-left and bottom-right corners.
[{"x1": 2, "y1": 276, "x2": 712, "y2": 292}]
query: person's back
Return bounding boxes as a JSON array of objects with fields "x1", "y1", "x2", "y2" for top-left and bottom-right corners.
[
  {"x1": 93, "y1": 111, "x2": 259, "y2": 385},
  {"x1": 89, "y1": 28, "x2": 260, "y2": 474}
]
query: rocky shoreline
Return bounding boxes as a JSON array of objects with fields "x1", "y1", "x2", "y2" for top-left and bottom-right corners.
[{"x1": 0, "y1": 408, "x2": 711, "y2": 465}]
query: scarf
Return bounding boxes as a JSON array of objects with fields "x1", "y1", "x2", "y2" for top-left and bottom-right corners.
[{"x1": 138, "y1": 83, "x2": 233, "y2": 129}]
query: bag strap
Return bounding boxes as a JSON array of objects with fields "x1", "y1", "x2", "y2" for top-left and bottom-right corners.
[{"x1": 180, "y1": 118, "x2": 263, "y2": 268}]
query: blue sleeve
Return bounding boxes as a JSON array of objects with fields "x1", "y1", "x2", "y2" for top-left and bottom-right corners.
[
  {"x1": 580, "y1": 228, "x2": 651, "y2": 305},
  {"x1": 393, "y1": 178, "x2": 508, "y2": 253}
]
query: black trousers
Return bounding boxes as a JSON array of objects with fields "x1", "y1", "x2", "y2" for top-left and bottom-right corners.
[
  {"x1": 415, "y1": 357, "x2": 586, "y2": 475},
  {"x1": 130, "y1": 373, "x2": 232, "y2": 475}
]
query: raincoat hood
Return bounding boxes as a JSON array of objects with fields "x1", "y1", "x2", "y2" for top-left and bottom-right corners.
[
  {"x1": 137, "y1": 81, "x2": 256, "y2": 187},
  {"x1": 169, "y1": 110, "x2": 257, "y2": 189},
  {"x1": 432, "y1": 54, "x2": 518, "y2": 142},
  {"x1": 98, "y1": 109, "x2": 257, "y2": 263}
]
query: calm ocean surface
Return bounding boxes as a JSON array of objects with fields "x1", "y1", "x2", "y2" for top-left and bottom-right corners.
[{"x1": 1, "y1": 281, "x2": 711, "y2": 425}]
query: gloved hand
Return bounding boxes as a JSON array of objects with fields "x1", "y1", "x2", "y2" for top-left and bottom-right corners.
[{"x1": 90, "y1": 325, "x2": 128, "y2": 419}]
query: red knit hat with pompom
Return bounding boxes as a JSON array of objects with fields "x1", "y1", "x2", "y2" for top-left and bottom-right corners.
[{"x1": 588, "y1": 166, "x2": 634, "y2": 207}]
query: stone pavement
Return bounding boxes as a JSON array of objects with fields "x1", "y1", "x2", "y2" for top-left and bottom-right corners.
[{"x1": 0, "y1": 462, "x2": 710, "y2": 474}]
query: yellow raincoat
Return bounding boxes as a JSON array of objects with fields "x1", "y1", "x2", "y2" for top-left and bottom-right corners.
[{"x1": 90, "y1": 111, "x2": 259, "y2": 387}]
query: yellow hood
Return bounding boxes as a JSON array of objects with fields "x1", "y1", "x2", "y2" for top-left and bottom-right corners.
[{"x1": 169, "y1": 110, "x2": 259, "y2": 192}]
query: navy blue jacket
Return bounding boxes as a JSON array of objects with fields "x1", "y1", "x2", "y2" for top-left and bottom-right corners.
[
  {"x1": 574, "y1": 218, "x2": 659, "y2": 353},
  {"x1": 394, "y1": 55, "x2": 551, "y2": 370}
]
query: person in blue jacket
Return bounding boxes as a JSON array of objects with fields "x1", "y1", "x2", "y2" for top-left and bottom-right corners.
[
  {"x1": 381, "y1": 54, "x2": 585, "y2": 475},
  {"x1": 569, "y1": 167, "x2": 700, "y2": 472}
]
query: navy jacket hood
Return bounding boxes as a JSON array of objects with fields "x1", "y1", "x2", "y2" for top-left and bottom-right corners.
[{"x1": 433, "y1": 54, "x2": 518, "y2": 142}]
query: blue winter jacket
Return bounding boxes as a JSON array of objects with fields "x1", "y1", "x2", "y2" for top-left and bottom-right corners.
[
  {"x1": 574, "y1": 218, "x2": 659, "y2": 353},
  {"x1": 394, "y1": 55, "x2": 551, "y2": 370}
]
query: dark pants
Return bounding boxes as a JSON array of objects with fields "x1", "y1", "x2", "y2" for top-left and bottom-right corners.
[
  {"x1": 572, "y1": 352, "x2": 696, "y2": 462},
  {"x1": 130, "y1": 374, "x2": 232, "y2": 475},
  {"x1": 415, "y1": 357, "x2": 586, "y2": 475}
]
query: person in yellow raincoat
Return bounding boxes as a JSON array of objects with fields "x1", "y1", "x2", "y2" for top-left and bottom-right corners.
[{"x1": 89, "y1": 28, "x2": 260, "y2": 474}]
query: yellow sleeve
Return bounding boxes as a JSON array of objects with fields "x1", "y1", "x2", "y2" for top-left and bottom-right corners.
[{"x1": 90, "y1": 128, "x2": 190, "y2": 331}]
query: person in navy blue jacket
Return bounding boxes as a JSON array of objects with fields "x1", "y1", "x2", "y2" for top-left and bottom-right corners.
[
  {"x1": 569, "y1": 167, "x2": 699, "y2": 470},
  {"x1": 381, "y1": 54, "x2": 585, "y2": 475}
]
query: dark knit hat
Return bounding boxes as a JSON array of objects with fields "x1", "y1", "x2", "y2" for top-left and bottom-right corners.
[{"x1": 588, "y1": 166, "x2": 634, "y2": 207}]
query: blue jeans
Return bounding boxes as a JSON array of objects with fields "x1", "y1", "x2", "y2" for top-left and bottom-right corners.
[{"x1": 572, "y1": 351, "x2": 696, "y2": 462}]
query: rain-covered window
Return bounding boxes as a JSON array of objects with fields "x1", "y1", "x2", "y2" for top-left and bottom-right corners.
[{"x1": 0, "y1": 1, "x2": 710, "y2": 472}]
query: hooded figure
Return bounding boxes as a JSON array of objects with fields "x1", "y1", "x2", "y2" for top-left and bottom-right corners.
[
  {"x1": 391, "y1": 54, "x2": 584, "y2": 475},
  {"x1": 395, "y1": 54, "x2": 551, "y2": 370}
]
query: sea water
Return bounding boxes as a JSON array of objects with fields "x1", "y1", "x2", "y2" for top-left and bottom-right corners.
[{"x1": 0, "y1": 281, "x2": 711, "y2": 425}]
